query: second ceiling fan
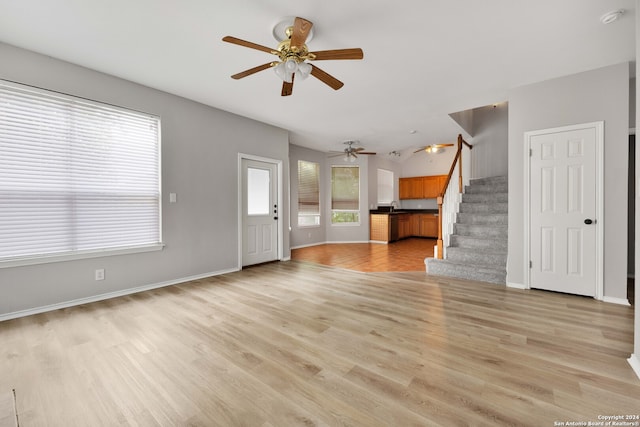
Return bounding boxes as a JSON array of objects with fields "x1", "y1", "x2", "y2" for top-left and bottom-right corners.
[{"x1": 222, "y1": 16, "x2": 364, "y2": 96}]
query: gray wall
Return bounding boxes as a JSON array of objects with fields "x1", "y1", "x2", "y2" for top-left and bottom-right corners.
[
  {"x1": 0, "y1": 42, "x2": 290, "y2": 318},
  {"x1": 368, "y1": 155, "x2": 403, "y2": 209},
  {"x1": 507, "y1": 62, "x2": 630, "y2": 300},
  {"x1": 468, "y1": 103, "x2": 508, "y2": 179}
]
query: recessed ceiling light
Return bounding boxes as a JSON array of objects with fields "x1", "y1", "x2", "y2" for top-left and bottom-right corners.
[
  {"x1": 409, "y1": 130, "x2": 417, "y2": 134},
  {"x1": 600, "y1": 9, "x2": 625, "y2": 24}
]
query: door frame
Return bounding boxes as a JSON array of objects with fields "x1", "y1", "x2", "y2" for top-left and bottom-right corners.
[
  {"x1": 523, "y1": 121, "x2": 604, "y2": 299},
  {"x1": 238, "y1": 153, "x2": 284, "y2": 270}
]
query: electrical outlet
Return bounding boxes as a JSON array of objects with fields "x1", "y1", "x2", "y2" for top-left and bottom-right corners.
[
  {"x1": 308, "y1": 232, "x2": 311, "y2": 238},
  {"x1": 95, "y1": 269, "x2": 105, "y2": 281}
]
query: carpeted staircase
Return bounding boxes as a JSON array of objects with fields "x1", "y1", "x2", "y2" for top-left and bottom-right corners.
[{"x1": 425, "y1": 175, "x2": 507, "y2": 284}]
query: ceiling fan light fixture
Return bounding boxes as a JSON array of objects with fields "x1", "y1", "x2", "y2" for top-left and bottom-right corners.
[
  {"x1": 344, "y1": 152, "x2": 357, "y2": 162},
  {"x1": 297, "y1": 61, "x2": 312, "y2": 79},
  {"x1": 273, "y1": 62, "x2": 293, "y2": 83}
]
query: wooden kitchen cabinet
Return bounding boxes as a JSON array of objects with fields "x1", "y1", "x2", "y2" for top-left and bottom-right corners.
[
  {"x1": 399, "y1": 175, "x2": 448, "y2": 199},
  {"x1": 398, "y1": 213, "x2": 411, "y2": 239},
  {"x1": 370, "y1": 214, "x2": 390, "y2": 242},
  {"x1": 399, "y1": 177, "x2": 423, "y2": 199},
  {"x1": 409, "y1": 214, "x2": 421, "y2": 236},
  {"x1": 418, "y1": 214, "x2": 438, "y2": 238},
  {"x1": 370, "y1": 212, "x2": 439, "y2": 241}
]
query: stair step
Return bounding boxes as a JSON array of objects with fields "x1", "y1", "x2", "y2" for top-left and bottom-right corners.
[
  {"x1": 459, "y1": 202, "x2": 508, "y2": 214},
  {"x1": 469, "y1": 175, "x2": 508, "y2": 186},
  {"x1": 456, "y1": 213, "x2": 508, "y2": 225},
  {"x1": 464, "y1": 183, "x2": 508, "y2": 194},
  {"x1": 461, "y1": 192, "x2": 508, "y2": 203},
  {"x1": 450, "y1": 234, "x2": 508, "y2": 251},
  {"x1": 453, "y1": 223, "x2": 507, "y2": 238},
  {"x1": 445, "y1": 247, "x2": 507, "y2": 267},
  {"x1": 425, "y1": 258, "x2": 506, "y2": 285},
  {"x1": 433, "y1": 175, "x2": 508, "y2": 285}
]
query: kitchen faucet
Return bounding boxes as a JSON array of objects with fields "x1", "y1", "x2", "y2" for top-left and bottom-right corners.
[{"x1": 390, "y1": 200, "x2": 398, "y2": 212}]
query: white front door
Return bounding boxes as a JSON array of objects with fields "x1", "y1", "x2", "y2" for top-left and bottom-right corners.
[
  {"x1": 241, "y1": 158, "x2": 279, "y2": 267},
  {"x1": 527, "y1": 122, "x2": 602, "y2": 297}
]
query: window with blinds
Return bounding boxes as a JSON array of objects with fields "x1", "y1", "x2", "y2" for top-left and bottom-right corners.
[
  {"x1": 0, "y1": 80, "x2": 162, "y2": 266},
  {"x1": 331, "y1": 166, "x2": 360, "y2": 224},
  {"x1": 297, "y1": 160, "x2": 320, "y2": 227}
]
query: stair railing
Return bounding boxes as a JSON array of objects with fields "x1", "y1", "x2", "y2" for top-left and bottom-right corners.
[{"x1": 436, "y1": 134, "x2": 472, "y2": 259}]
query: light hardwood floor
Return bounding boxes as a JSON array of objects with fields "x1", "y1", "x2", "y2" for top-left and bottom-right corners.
[
  {"x1": 291, "y1": 238, "x2": 436, "y2": 272},
  {"x1": 0, "y1": 261, "x2": 638, "y2": 426}
]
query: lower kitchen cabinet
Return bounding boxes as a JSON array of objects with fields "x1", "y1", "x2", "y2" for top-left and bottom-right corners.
[
  {"x1": 370, "y1": 212, "x2": 438, "y2": 241},
  {"x1": 418, "y1": 214, "x2": 438, "y2": 238}
]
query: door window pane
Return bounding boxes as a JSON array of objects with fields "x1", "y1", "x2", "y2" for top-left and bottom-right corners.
[{"x1": 247, "y1": 167, "x2": 270, "y2": 215}]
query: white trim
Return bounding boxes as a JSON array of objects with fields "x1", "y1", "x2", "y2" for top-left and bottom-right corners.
[
  {"x1": 369, "y1": 240, "x2": 389, "y2": 244},
  {"x1": 0, "y1": 267, "x2": 238, "y2": 322},
  {"x1": 523, "y1": 121, "x2": 604, "y2": 300},
  {"x1": 0, "y1": 243, "x2": 164, "y2": 269},
  {"x1": 602, "y1": 296, "x2": 631, "y2": 306},
  {"x1": 238, "y1": 153, "x2": 284, "y2": 270},
  {"x1": 506, "y1": 281, "x2": 527, "y2": 290},
  {"x1": 628, "y1": 354, "x2": 640, "y2": 380},
  {"x1": 290, "y1": 242, "x2": 327, "y2": 250},
  {"x1": 326, "y1": 240, "x2": 370, "y2": 244}
]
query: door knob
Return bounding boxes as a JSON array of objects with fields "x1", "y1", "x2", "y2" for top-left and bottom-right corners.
[
  {"x1": 274, "y1": 216, "x2": 278, "y2": 220},
  {"x1": 584, "y1": 219, "x2": 593, "y2": 225}
]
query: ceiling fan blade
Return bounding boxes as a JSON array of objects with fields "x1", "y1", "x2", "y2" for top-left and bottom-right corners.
[
  {"x1": 310, "y1": 65, "x2": 344, "y2": 90},
  {"x1": 281, "y1": 74, "x2": 294, "y2": 96},
  {"x1": 290, "y1": 17, "x2": 313, "y2": 51},
  {"x1": 230, "y1": 62, "x2": 275, "y2": 80},
  {"x1": 359, "y1": 152, "x2": 377, "y2": 155},
  {"x1": 413, "y1": 147, "x2": 427, "y2": 153},
  {"x1": 222, "y1": 36, "x2": 275, "y2": 54},
  {"x1": 433, "y1": 143, "x2": 455, "y2": 148},
  {"x1": 310, "y1": 48, "x2": 364, "y2": 61}
]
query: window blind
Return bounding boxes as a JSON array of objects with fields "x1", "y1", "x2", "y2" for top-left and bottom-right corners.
[
  {"x1": 331, "y1": 166, "x2": 359, "y2": 210},
  {"x1": 0, "y1": 80, "x2": 161, "y2": 263},
  {"x1": 297, "y1": 160, "x2": 320, "y2": 214}
]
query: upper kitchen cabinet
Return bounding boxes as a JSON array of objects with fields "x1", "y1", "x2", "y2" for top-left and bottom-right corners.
[{"x1": 399, "y1": 175, "x2": 448, "y2": 199}]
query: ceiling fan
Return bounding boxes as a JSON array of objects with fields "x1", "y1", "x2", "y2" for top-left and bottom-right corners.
[
  {"x1": 329, "y1": 141, "x2": 376, "y2": 162},
  {"x1": 222, "y1": 16, "x2": 364, "y2": 96},
  {"x1": 413, "y1": 143, "x2": 455, "y2": 154}
]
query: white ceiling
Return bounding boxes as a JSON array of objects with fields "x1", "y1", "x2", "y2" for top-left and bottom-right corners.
[{"x1": 0, "y1": 1, "x2": 635, "y2": 156}]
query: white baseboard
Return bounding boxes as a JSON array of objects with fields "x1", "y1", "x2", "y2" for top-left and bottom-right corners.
[
  {"x1": 291, "y1": 240, "x2": 376, "y2": 250},
  {"x1": 628, "y1": 354, "x2": 640, "y2": 380},
  {"x1": 506, "y1": 281, "x2": 527, "y2": 290},
  {"x1": 369, "y1": 240, "x2": 388, "y2": 244},
  {"x1": 602, "y1": 296, "x2": 631, "y2": 306},
  {"x1": 290, "y1": 241, "x2": 327, "y2": 250},
  {"x1": 0, "y1": 267, "x2": 239, "y2": 322}
]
